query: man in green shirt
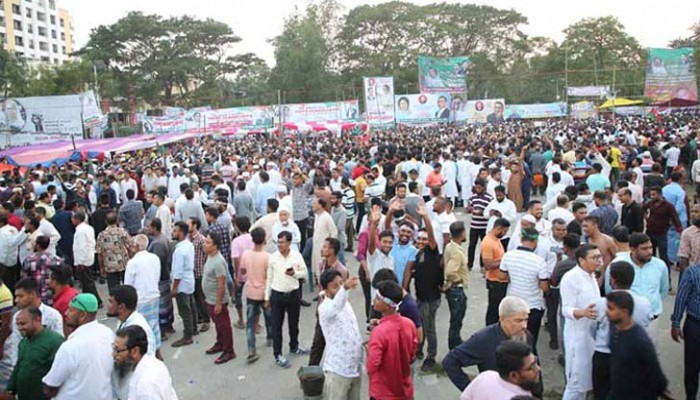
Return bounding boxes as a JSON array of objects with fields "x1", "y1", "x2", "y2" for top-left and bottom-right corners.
[{"x1": 4, "y1": 307, "x2": 64, "y2": 400}]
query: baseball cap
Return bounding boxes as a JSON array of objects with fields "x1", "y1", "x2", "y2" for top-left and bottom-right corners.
[{"x1": 69, "y1": 293, "x2": 99, "y2": 313}]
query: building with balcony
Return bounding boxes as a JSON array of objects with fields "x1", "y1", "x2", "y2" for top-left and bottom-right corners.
[{"x1": 0, "y1": 0, "x2": 74, "y2": 65}]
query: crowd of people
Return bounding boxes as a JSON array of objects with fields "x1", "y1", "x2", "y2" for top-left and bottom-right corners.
[{"x1": 0, "y1": 110, "x2": 699, "y2": 399}]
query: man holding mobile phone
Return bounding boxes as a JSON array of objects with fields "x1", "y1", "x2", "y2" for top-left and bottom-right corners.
[{"x1": 265, "y1": 231, "x2": 309, "y2": 368}]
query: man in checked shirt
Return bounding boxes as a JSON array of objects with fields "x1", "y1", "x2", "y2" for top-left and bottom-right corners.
[{"x1": 189, "y1": 217, "x2": 210, "y2": 333}]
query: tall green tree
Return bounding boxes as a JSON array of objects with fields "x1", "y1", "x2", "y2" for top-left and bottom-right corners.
[
  {"x1": 0, "y1": 48, "x2": 27, "y2": 97},
  {"x1": 77, "y1": 12, "x2": 255, "y2": 106},
  {"x1": 560, "y1": 16, "x2": 645, "y2": 97},
  {"x1": 270, "y1": 3, "x2": 337, "y2": 103}
]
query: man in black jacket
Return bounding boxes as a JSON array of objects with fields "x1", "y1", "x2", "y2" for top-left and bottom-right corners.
[
  {"x1": 618, "y1": 187, "x2": 644, "y2": 234},
  {"x1": 443, "y1": 296, "x2": 542, "y2": 397}
]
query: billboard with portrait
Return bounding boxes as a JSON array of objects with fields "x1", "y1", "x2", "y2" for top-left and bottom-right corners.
[
  {"x1": 454, "y1": 99, "x2": 506, "y2": 124},
  {"x1": 202, "y1": 106, "x2": 274, "y2": 133},
  {"x1": 281, "y1": 100, "x2": 359, "y2": 124},
  {"x1": 394, "y1": 93, "x2": 451, "y2": 125},
  {"x1": 504, "y1": 103, "x2": 567, "y2": 119},
  {"x1": 363, "y1": 77, "x2": 395, "y2": 126},
  {"x1": 644, "y1": 47, "x2": 697, "y2": 104},
  {"x1": 0, "y1": 92, "x2": 103, "y2": 146},
  {"x1": 418, "y1": 56, "x2": 469, "y2": 93}
]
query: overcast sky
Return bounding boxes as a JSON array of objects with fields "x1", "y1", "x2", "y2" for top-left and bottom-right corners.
[{"x1": 68, "y1": 0, "x2": 700, "y2": 64}]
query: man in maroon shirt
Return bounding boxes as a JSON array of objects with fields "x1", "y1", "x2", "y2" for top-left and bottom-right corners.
[
  {"x1": 367, "y1": 280, "x2": 417, "y2": 400},
  {"x1": 643, "y1": 186, "x2": 683, "y2": 270}
]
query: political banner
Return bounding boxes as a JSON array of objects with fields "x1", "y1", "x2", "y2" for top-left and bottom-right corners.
[
  {"x1": 203, "y1": 106, "x2": 274, "y2": 133},
  {"x1": 571, "y1": 101, "x2": 597, "y2": 119},
  {"x1": 454, "y1": 99, "x2": 506, "y2": 124},
  {"x1": 0, "y1": 94, "x2": 91, "y2": 147},
  {"x1": 281, "y1": 100, "x2": 359, "y2": 124},
  {"x1": 144, "y1": 105, "x2": 272, "y2": 135},
  {"x1": 394, "y1": 93, "x2": 451, "y2": 125},
  {"x1": 504, "y1": 103, "x2": 567, "y2": 119},
  {"x1": 566, "y1": 86, "x2": 610, "y2": 97},
  {"x1": 80, "y1": 90, "x2": 103, "y2": 129},
  {"x1": 142, "y1": 116, "x2": 186, "y2": 135},
  {"x1": 418, "y1": 56, "x2": 469, "y2": 93},
  {"x1": 364, "y1": 77, "x2": 395, "y2": 126},
  {"x1": 644, "y1": 47, "x2": 697, "y2": 104}
]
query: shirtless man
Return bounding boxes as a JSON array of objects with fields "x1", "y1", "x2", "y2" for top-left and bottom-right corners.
[{"x1": 582, "y1": 215, "x2": 617, "y2": 286}]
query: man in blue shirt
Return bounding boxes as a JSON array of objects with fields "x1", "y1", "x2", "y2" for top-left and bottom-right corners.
[
  {"x1": 171, "y1": 221, "x2": 197, "y2": 347},
  {"x1": 663, "y1": 172, "x2": 689, "y2": 270},
  {"x1": 605, "y1": 233, "x2": 668, "y2": 342},
  {"x1": 255, "y1": 171, "x2": 277, "y2": 216},
  {"x1": 384, "y1": 203, "x2": 418, "y2": 288},
  {"x1": 671, "y1": 257, "x2": 700, "y2": 400},
  {"x1": 586, "y1": 163, "x2": 611, "y2": 192}
]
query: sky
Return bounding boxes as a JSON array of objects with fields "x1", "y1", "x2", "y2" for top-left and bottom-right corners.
[{"x1": 67, "y1": 0, "x2": 700, "y2": 64}]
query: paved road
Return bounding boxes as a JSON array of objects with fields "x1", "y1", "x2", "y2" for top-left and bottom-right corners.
[{"x1": 96, "y1": 209, "x2": 686, "y2": 399}]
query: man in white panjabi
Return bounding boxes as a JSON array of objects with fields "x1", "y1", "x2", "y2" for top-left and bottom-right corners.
[
  {"x1": 442, "y1": 154, "x2": 459, "y2": 204},
  {"x1": 311, "y1": 198, "x2": 337, "y2": 288},
  {"x1": 559, "y1": 244, "x2": 603, "y2": 400}
]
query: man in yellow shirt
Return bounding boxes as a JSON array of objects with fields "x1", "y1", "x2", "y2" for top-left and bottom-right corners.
[
  {"x1": 444, "y1": 220, "x2": 468, "y2": 350},
  {"x1": 354, "y1": 175, "x2": 368, "y2": 234},
  {"x1": 609, "y1": 141, "x2": 623, "y2": 187}
]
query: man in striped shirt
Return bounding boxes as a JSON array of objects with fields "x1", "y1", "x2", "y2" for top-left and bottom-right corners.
[
  {"x1": 499, "y1": 227, "x2": 550, "y2": 354},
  {"x1": 340, "y1": 177, "x2": 356, "y2": 252},
  {"x1": 466, "y1": 179, "x2": 492, "y2": 271},
  {"x1": 189, "y1": 217, "x2": 210, "y2": 333}
]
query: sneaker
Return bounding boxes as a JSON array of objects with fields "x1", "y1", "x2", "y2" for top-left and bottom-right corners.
[
  {"x1": 421, "y1": 357, "x2": 436, "y2": 371},
  {"x1": 290, "y1": 346, "x2": 309, "y2": 355},
  {"x1": 247, "y1": 353, "x2": 260, "y2": 364},
  {"x1": 276, "y1": 355, "x2": 291, "y2": 368}
]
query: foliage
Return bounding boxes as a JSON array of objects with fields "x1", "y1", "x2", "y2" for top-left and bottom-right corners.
[
  {"x1": 0, "y1": 48, "x2": 27, "y2": 98},
  {"x1": 77, "y1": 12, "x2": 253, "y2": 106},
  {"x1": 3, "y1": 7, "x2": 695, "y2": 107}
]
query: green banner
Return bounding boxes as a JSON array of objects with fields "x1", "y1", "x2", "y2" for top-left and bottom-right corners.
[
  {"x1": 418, "y1": 56, "x2": 469, "y2": 93},
  {"x1": 644, "y1": 48, "x2": 697, "y2": 104}
]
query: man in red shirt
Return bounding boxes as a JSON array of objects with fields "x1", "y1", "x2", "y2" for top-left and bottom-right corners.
[
  {"x1": 49, "y1": 265, "x2": 79, "y2": 336},
  {"x1": 425, "y1": 163, "x2": 444, "y2": 191},
  {"x1": 1, "y1": 202, "x2": 22, "y2": 230},
  {"x1": 367, "y1": 280, "x2": 417, "y2": 400}
]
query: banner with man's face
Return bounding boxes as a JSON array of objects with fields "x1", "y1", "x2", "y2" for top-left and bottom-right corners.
[
  {"x1": 454, "y1": 99, "x2": 506, "y2": 124},
  {"x1": 394, "y1": 93, "x2": 452, "y2": 125}
]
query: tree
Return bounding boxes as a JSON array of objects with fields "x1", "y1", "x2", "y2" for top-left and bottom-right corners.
[
  {"x1": 77, "y1": 12, "x2": 253, "y2": 106},
  {"x1": 0, "y1": 48, "x2": 27, "y2": 98},
  {"x1": 335, "y1": 2, "x2": 528, "y2": 96},
  {"x1": 560, "y1": 16, "x2": 645, "y2": 97},
  {"x1": 270, "y1": 3, "x2": 337, "y2": 103}
]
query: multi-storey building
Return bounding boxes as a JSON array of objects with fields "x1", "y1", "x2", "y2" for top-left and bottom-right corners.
[{"x1": 0, "y1": 0, "x2": 74, "y2": 65}]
